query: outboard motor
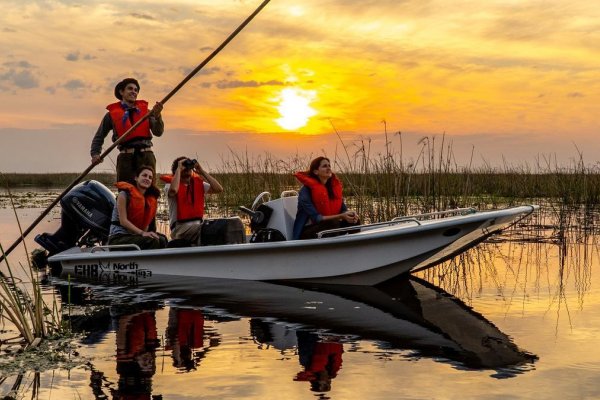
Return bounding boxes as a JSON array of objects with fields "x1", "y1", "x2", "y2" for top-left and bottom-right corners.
[{"x1": 35, "y1": 180, "x2": 116, "y2": 255}]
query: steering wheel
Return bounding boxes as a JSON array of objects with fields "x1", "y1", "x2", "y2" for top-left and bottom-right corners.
[{"x1": 251, "y1": 192, "x2": 271, "y2": 211}]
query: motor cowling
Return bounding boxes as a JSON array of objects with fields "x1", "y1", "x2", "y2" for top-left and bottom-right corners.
[
  {"x1": 60, "y1": 180, "x2": 115, "y2": 235},
  {"x1": 35, "y1": 180, "x2": 116, "y2": 255}
]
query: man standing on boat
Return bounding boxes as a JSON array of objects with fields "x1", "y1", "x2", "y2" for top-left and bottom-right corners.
[
  {"x1": 90, "y1": 78, "x2": 164, "y2": 183},
  {"x1": 160, "y1": 156, "x2": 223, "y2": 246}
]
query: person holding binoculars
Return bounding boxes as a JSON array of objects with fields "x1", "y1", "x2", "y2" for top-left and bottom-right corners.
[{"x1": 160, "y1": 156, "x2": 223, "y2": 246}]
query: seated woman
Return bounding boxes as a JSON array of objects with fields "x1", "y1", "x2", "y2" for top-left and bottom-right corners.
[
  {"x1": 292, "y1": 156, "x2": 360, "y2": 240},
  {"x1": 108, "y1": 165, "x2": 167, "y2": 249}
]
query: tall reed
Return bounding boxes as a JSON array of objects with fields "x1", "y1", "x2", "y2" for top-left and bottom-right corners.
[{"x1": 0, "y1": 179, "x2": 63, "y2": 348}]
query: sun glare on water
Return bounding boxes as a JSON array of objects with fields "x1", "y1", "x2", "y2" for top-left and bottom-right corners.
[{"x1": 275, "y1": 88, "x2": 317, "y2": 131}]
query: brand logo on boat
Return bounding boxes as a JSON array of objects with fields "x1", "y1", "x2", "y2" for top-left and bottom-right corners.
[
  {"x1": 73, "y1": 260, "x2": 151, "y2": 278},
  {"x1": 72, "y1": 196, "x2": 93, "y2": 219}
]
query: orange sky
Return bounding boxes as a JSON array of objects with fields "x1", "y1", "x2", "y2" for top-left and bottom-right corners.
[{"x1": 1, "y1": 0, "x2": 599, "y2": 172}]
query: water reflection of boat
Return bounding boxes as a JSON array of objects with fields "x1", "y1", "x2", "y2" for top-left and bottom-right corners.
[{"x1": 65, "y1": 274, "x2": 536, "y2": 375}]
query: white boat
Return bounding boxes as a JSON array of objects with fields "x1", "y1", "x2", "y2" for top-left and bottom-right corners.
[{"x1": 45, "y1": 183, "x2": 539, "y2": 285}]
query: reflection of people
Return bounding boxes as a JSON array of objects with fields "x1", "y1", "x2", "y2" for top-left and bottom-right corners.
[
  {"x1": 115, "y1": 310, "x2": 160, "y2": 400},
  {"x1": 293, "y1": 156, "x2": 360, "y2": 240},
  {"x1": 90, "y1": 77, "x2": 164, "y2": 183},
  {"x1": 294, "y1": 331, "x2": 344, "y2": 392},
  {"x1": 165, "y1": 308, "x2": 205, "y2": 371},
  {"x1": 250, "y1": 318, "x2": 297, "y2": 351},
  {"x1": 108, "y1": 165, "x2": 167, "y2": 249},
  {"x1": 160, "y1": 157, "x2": 223, "y2": 246}
]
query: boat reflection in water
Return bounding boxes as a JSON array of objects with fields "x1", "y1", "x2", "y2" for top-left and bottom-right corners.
[{"x1": 59, "y1": 273, "x2": 537, "y2": 396}]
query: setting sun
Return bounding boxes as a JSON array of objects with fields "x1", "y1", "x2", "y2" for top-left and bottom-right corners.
[{"x1": 275, "y1": 88, "x2": 317, "y2": 131}]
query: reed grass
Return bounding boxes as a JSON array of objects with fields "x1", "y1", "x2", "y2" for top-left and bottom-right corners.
[
  {"x1": 3, "y1": 133, "x2": 599, "y2": 221},
  {"x1": 193, "y1": 132, "x2": 600, "y2": 223},
  {"x1": 0, "y1": 181, "x2": 64, "y2": 349}
]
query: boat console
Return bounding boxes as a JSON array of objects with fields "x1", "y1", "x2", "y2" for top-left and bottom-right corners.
[{"x1": 240, "y1": 190, "x2": 298, "y2": 242}]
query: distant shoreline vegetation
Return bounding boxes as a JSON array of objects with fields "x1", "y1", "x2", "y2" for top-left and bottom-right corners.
[
  {"x1": 1, "y1": 170, "x2": 599, "y2": 205},
  {"x1": 0, "y1": 173, "x2": 117, "y2": 188},
  {"x1": 2, "y1": 137, "x2": 599, "y2": 220}
]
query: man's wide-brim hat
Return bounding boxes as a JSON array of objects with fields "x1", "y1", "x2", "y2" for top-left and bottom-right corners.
[{"x1": 114, "y1": 78, "x2": 140, "y2": 100}]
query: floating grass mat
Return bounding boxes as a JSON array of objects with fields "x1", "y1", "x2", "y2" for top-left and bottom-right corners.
[{"x1": 0, "y1": 334, "x2": 85, "y2": 375}]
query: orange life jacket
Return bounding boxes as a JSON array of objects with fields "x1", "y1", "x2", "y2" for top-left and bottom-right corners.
[
  {"x1": 160, "y1": 174, "x2": 205, "y2": 222},
  {"x1": 115, "y1": 181, "x2": 158, "y2": 230},
  {"x1": 106, "y1": 100, "x2": 151, "y2": 143},
  {"x1": 294, "y1": 172, "x2": 343, "y2": 217}
]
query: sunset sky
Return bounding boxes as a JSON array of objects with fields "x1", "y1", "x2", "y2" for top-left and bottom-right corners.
[{"x1": 1, "y1": 0, "x2": 599, "y2": 173}]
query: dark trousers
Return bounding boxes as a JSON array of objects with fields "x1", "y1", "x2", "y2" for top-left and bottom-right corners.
[
  {"x1": 116, "y1": 150, "x2": 157, "y2": 183},
  {"x1": 300, "y1": 219, "x2": 361, "y2": 240},
  {"x1": 108, "y1": 233, "x2": 167, "y2": 250}
]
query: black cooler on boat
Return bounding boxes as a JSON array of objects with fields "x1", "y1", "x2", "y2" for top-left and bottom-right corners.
[
  {"x1": 201, "y1": 217, "x2": 246, "y2": 245},
  {"x1": 35, "y1": 180, "x2": 116, "y2": 255}
]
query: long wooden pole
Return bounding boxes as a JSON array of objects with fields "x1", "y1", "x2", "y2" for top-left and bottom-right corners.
[{"x1": 0, "y1": 0, "x2": 271, "y2": 264}]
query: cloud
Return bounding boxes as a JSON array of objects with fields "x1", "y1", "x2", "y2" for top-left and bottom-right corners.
[
  {"x1": 129, "y1": 13, "x2": 155, "y2": 21},
  {"x1": 482, "y1": 3, "x2": 572, "y2": 42},
  {"x1": 3, "y1": 60, "x2": 34, "y2": 69},
  {"x1": 0, "y1": 61, "x2": 39, "y2": 89},
  {"x1": 66, "y1": 51, "x2": 97, "y2": 62},
  {"x1": 63, "y1": 79, "x2": 86, "y2": 91},
  {"x1": 215, "y1": 79, "x2": 284, "y2": 89},
  {"x1": 10, "y1": 70, "x2": 39, "y2": 89},
  {"x1": 179, "y1": 66, "x2": 221, "y2": 76},
  {"x1": 66, "y1": 52, "x2": 80, "y2": 61}
]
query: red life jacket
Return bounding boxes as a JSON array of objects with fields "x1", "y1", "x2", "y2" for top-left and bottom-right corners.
[
  {"x1": 176, "y1": 309, "x2": 204, "y2": 348},
  {"x1": 160, "y1": 174, "x2": 205, "y2": 222},
  {"x1": 295, "y1": 341, "x2": 344, "y2": 381},
  {"x1": 308, "y1": 342, "x2": 343, "y2": 377},
  {"x1": 117, "y1": 311, "x2": 158, "y2": 361},
  {"x1": 115, "y1": 181, "x2": 158, "y2": 230},
  {"x1": 294, "y1": 172, "x2": 343, "y2": 217},
  {"x1": 106, "y1": 100, "x2": 151, "y2": 143}
]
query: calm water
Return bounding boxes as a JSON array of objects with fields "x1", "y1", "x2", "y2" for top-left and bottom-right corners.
[{"x1": 2, "y1": 198, "x2": 600, "y2": 399}]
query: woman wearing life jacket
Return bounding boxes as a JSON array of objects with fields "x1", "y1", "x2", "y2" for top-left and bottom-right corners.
[
  {"x1": 292, "y1": 157, "x2": 360, "y2": 240},
  {"x1": 108, "y1": 165, "x2": 167, "y2": 249},
  {"x1": 160, "y1": 156, "x2": 223, "y2": 246}
]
